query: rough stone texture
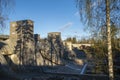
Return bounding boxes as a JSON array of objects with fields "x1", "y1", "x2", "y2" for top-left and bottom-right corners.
[
  {"x1": 35, "y1": 38, "x2": 52, "y2": 66},
  {"x1": 10, "y1": 20, "x2": 35, "y2": 66},
  {"x1": 48, "y1": 32, "x2": 63, "y2": 64},
  {"x1": 34, "y1": 32, "x2": 64, "y2": 66},
  {"x1": 9, "y1": 54, "x2": 19, "y2": 65},
  {"x1": 63, "y1": 41, "x2": 72, "y2": 51},
  {"x1": 0, "y1": 20, "x2": 86, "y2": 76},
  {"x1": 34, "y1": 34, "x2": 40, "y2": 46},
  {"x1": 0, "y1": 35, "x2": 9, "y2": 41},
  {"x1": 0, "y1": 53, "x2": 7, "y2": 65},
  {"x1": 0, "y1": 20, "x2": 36, "y2": 69},
  {"x1": 1, "y1": 40, "x2": 14, "y2": 55}
]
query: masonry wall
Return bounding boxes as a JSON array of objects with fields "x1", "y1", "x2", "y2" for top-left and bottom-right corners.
[
  {"x1": 10, "y1": 20, "x2": 35, "y2": 66},
  {"x1": 48, "y1": 32, "x2": 63, "y2": 65}
]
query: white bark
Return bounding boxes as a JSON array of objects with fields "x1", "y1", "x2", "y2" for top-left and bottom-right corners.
[{"x1": 106, "y1": 0, "x2": 114, "y2": 80}]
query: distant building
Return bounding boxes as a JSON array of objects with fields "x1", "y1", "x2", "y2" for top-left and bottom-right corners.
[
  {"x1": 72, "y1": 43, "x2": 93, "y2": 49},
  {"x1": 63, "y1": 41, "x2": 93, "y2": 50}
]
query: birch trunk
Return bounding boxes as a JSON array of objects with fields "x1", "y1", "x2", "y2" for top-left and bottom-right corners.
[{"x1": 105, "y1": 0, "x2": 114, "y2": 80}]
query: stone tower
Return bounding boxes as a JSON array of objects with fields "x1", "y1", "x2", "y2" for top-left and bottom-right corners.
[
  {"x1": 48, "y1": 32, "x2": 63, "y2": 65},
  {"x1": 10, "y1": 20, "x2": 35, "y2": 66}
]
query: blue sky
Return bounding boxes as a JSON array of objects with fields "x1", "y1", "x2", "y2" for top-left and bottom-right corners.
[{"x1": 4, "y1": 0, "x2": 90, "y2": 40}]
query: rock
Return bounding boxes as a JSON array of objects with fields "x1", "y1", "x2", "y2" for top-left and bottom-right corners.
[{"x1": 10, "y1": 54, "x2": 19, "y2": 65}]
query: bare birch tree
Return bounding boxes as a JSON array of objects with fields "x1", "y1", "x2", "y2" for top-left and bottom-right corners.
[
  {"x1": 0, "y1": 0, "x2": 14, "y2": 29},
  {"x1": 76, "y1": 0, "x2": 120, "y2": 80}
]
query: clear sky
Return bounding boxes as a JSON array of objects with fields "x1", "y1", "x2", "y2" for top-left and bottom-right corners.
[{"x1": 4, "y1": 0, "x2": 90, "y2": 40}]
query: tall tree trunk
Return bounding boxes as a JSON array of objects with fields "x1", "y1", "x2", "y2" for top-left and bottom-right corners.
[{"x1": 105, "y1": 0, "x2": 114, "y2": 80}]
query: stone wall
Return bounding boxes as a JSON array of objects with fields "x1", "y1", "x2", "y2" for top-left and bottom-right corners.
[
  {"x1": 34, "y1": 32, "x2": 64, "y2": 66},
  {"x1": 48, "y1": 32, "x2": 63, "y2": 65},
  {"x1": 63, "y1": 41, "x2": 93, "y2": 50},
  {"x1": 10, "y1": 20, "x2": 35, "y2": 66}
]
